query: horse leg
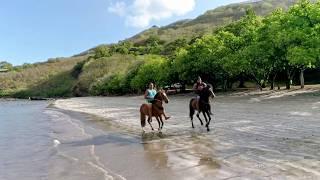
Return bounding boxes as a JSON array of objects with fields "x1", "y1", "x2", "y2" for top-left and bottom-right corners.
[
  {"x1": 202, "y1": 111, "x2": 210, "y2": 132},
  {"x1": 189, "y1": 99, "x2": 195, "y2": 128},
  {"x1": 155, "y1": 116, "x2": 161, "y2": 131},
  {"x1": 196, "y1": 111, "x2": 204, "y2": 126},
  {"x1": 147, "y1": 117, "x2": 154, "y2": 131},
  {"x1": 159, "y1": 116, "x2": 164, "y2": 130},
  {"x1": 205, "y1": 111, "x2": 212, "y2": 128},
  {"x1": 190, "y1": 115, "x2": 195, "y2": 128}
]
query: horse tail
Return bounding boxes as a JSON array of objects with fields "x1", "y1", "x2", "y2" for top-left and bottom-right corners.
[
  {"x1": 140, "y1": 105, "x2": 146, "y2": 127},
  {"x1": 189, "y1": 98, "x2": 195, "y2": 118}
]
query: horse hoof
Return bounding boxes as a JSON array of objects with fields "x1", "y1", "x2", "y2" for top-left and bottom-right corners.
[{"x1": 207, "y1": 128, "x2": 210, "y2": 132}]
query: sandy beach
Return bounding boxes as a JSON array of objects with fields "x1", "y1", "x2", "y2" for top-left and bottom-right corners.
[{"x1": 48, "y1": 87, "x2": 320, "y2": 179}]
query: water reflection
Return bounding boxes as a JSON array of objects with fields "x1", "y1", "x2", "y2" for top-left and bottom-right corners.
[{"x1": 141, "y1": 132, "x2": 221, "y2": 177}]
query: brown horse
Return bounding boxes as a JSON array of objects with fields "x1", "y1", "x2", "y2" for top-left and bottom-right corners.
[
  {"x1": 189, "y1": 85, "x2": 215, "y2": 131},
  {"x1": 140, "y1": 90, "x2": 169, "y2": 132}
]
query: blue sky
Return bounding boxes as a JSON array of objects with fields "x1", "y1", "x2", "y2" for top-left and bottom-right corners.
[{"x1": 0, "y1": 0, "x2": 246, "y2": 65}]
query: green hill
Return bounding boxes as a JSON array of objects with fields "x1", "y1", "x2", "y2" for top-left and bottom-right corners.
[
  {"x1": 1, "y1": 0, "x2": 318, "y2": 98},
  {"x1": 78, "y1": 0, "x2": 301, "y2": 55},
  {"x1": 126, "y1": 0, "x2": 299, "y2": 45}
]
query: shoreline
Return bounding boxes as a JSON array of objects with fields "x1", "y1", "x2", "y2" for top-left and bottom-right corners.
[
  {"x1": 1, "y1": 84, "x2": 320, "y2": 101},
  {"x1": 0, "y1": 84, "x2": 320, "y2": 101}
]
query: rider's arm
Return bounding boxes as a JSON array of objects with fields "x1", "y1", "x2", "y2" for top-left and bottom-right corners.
[
  {"x1": 192, "y1": 83, "x2": 197, "y2": 91},
  {"x1": 144, "y1": 90, "x2": 149, "y2": 99},
  {"x1": 144, "y1": 90, "x2": 153, "y2": 100}
]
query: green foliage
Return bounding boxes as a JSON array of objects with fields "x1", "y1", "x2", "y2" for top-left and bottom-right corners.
[
  {"x1": 0, "y1": 56, "x2": 86, "y2": 98},
  {"x1": 94, "y1": 46, "x2": 111, "y2": 59},
  {"x1": 89, "y1": 74, "x2": 126, "y2": 95},
  {"x1": 12, "y1": 71, "x2": 76, "y2": 98},
  {"x1": 0, "y1": 61, "x2": 13, "y2": 71},
  {"x1": 71, "y1": 59, "x2": 89, "y2": 78},
  {"x1": 131, "y1": 55, "x2": 169, "y2": 90},
  {"x1": 75, "y1": 54, "x2": 138, "y2": 95},
  {"x1": 127, "y1": 0, "x2": 299, "y2": 45}
]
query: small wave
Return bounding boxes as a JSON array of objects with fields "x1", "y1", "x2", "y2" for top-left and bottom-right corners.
[
  {"x1": 53, "y1": 139, "x2": 61, "y2": 147},
  {"x1": 289, "y1": 112, "x2": 312, "y2": 117}
]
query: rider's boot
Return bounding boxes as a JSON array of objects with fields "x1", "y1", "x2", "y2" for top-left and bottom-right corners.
[{"x1": 163, "y1": 113, "x2": 170, "y2": 120}]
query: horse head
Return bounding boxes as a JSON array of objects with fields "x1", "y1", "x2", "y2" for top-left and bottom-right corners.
[
  {"x1": 155, "y1": 90, "x2": 169, "y2": 103},
  {"x1": 208, "y1": 85, "x2": 215, "y2": 99},
  {"x1": 200, "y1": 85, "x2": 215, "y2": 102}
]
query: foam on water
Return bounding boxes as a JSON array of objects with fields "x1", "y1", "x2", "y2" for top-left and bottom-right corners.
[{"x1": 45, "y1": 109, "x2": 126, "y2": 180}]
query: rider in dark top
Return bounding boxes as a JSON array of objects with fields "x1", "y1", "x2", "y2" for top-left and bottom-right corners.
[{"x1": 193, "y1": 76, "x2": 213, "y2": 115}]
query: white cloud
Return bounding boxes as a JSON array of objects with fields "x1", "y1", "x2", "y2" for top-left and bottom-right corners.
[
  {"x1": 108, "y1": 1, "x2": 126, "y2": 16},
  {"x1": 108, "y1": 0, "x2": 196, "y2": 28}
]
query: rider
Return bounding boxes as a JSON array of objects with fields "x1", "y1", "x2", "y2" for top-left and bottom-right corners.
[
  {"x1": 193, "y1": 76, "x2": 213, "y2": 115},
  {"x1": 144, "y1": 82, "x2": 170, "y2": 120}
]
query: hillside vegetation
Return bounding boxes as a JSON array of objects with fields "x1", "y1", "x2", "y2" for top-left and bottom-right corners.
[
  {"x1": 0, "y1": 56, "x2": 87, "y2": 97},
  {"x1": 1, "y1": 0, "x2": 319, "y2": 98},
  {"x1": 127, "y1": 0, "x2": 300, "y2": 44}
]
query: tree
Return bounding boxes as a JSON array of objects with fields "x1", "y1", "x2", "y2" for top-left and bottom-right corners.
[
  {"x1": 285, "y1": 0, "x2": 320, "y2": 88},
  {"x1": 162, "y1": 38, "x2": 188, "y2": 56},
  {"x1": 94, "y1": 46, "x2": 111, "y2": 59},
  {"x1": 0, "y1": 61, "x2": 13, "y2": 71},
  {"x1": 173, "y1": 35, "x2": 225, "y2": 86},
  {"x1": 131, "y1": 55, "x2": 169, "y2": 91},
  {"x1": 218, "y1": 9, "x2": 265, "y2": 90},
  {"x1": 144, "y1": 35, "x2": 164, "y2": 54}
]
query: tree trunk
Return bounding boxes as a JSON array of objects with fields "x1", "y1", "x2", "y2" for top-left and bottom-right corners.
[
  {"x1": 286, "y1": 69, "x2": 295, "y2": 90},
  {"x1": 228, "y1": 81, "x2": 233, "y2": 89},
  {"x1": 300, "y1": 69, "x2": 305, "y2": 89},
  {"x1": 223, "y1": 79, "x2": 228, "y2": 92},
  {"x1": 238, "y1": 74, "x2": 245, "y2": 88},
  {"x1": 253, "y1": 78, "x2": 263, "y2": 91},
  {"x1": 261, "y1": 80, "x2": 266, "y2": 88},
  {"x1": 286, "y1": 80, "x2": 292, "y2": 89},
  {"x1": 270, "y1": 73, "x2": 277, "y2": 90}
]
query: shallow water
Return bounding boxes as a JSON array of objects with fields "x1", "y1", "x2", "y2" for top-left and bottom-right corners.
[
  {"x1": 1, "y1": 91, "x2": 320, "y2": 180},
  {"x1": 54, "y1": 92, "x2": 320, "y2": 179},
  {"x1": 0, "y1": 100, "x2": 51, "y2": 180}
]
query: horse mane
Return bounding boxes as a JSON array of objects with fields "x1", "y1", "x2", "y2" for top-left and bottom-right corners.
[
  {"x1": 206, "y1": 84, "x2": 212, "y2": 89},
  {"x1": 154, "y1": 91, "x2": 160, "y2": 100}
]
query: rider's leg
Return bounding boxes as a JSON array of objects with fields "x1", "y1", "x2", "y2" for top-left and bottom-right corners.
[
  {"x1": 209, "y1": 104, "x2": 213, "y2": 115},
  {"x1": 196, "y1": 96, "x2": 200, "y2": 111},
  {"x1": 154, "y1": 100, "x2": 170, "y2": 120},
  {"x1": 162, "y1": 110, "x2": 170, "y2": 120}
]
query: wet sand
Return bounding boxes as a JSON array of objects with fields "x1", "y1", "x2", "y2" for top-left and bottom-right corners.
[{"x1": 51, "y1": 90, "x2": 320, "y2": 179}]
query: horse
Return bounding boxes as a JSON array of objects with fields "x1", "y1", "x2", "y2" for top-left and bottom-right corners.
[
  {"x1": 189, "y1": 85, "x2": 215, "y2": 131},
  {"x1": 140, "y1": 90, "x2": 169, "y2": 132}
]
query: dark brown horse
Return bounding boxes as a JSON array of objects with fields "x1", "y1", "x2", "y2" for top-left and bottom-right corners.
[
  {"x1": 189, "y1": 85, "x2": 215, "y2": 131},
  {"x1": 140, "y1": 90, "x2": 169, "y2": 132}
]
